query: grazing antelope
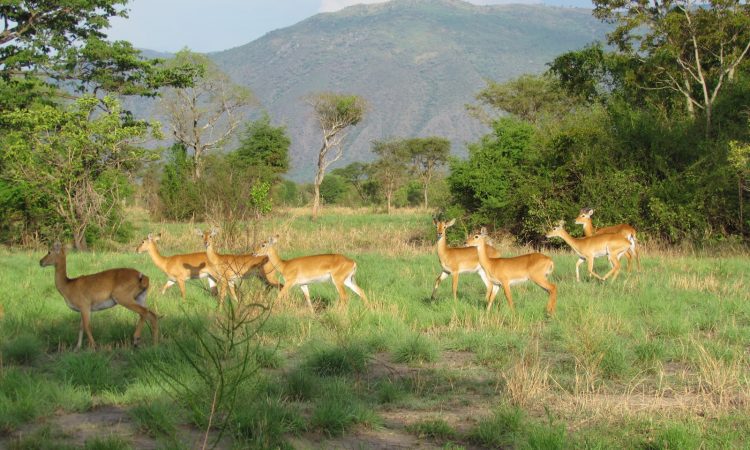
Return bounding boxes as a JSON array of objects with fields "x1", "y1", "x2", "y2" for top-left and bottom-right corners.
[
  {"x1": 252, "y1": 235, "x2": 368, "y2": 313},
  {"x1": 137, "y1": 233, "x2": 217, "y2": 298},
  {"x1": 431, "y1": 218, "x2": 501, "y2": 301},
  {"x1": 198, "y1": 228, "x2": 281, "y2": 304},
  {"x1": 546, "y1": 220, "x2": 631, "y2": 282},
  {"x1": 465, "y1": 228, "x2": 557, "y2": 314},
  {"x1": 575, "y1": 207, "x2": 640, "y2": 270},
  {"x1": 40, "y1": 242, "x2": 159, "y2": 350}
]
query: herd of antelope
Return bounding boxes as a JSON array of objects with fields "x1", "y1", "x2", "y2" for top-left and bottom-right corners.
[{"x1": 39, "y1": 208, "x2": 637, "y2": 350}]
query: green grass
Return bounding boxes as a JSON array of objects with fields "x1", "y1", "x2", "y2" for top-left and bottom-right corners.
[{"x1": 1, "y1": 208, "x2": 749, "y2": 448}]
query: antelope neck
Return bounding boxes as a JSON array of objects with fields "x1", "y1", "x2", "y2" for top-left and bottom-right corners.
[
  {"x1": 53, "y1": 254, "x2": 72, "y2": 295},
  {"x1": 555, "y1": 230, "x2": 584, "y2": 255},
  {"x1": 264, "y1": 247, "x2": 285, "y2": 271},
  {"x1": 580, "y1": 219, "x2": 595, "y2": 236},
  {"x1": 145, "y1": 242, "x2": 169, "y2": 270}
]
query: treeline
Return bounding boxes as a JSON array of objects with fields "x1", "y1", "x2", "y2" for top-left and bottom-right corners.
[
  {"x1": 1, "y1": 0, "x2": 748, "y2": 249},
  {"x1": 446, "y1": 0, "x2": 750, "y2": 243}
]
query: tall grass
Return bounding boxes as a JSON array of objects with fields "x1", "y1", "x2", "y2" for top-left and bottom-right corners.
[{"x1": 1, "y1": 207, "x2": 749, "y2": 447}]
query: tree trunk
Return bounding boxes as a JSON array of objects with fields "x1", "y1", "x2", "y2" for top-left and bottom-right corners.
[
  {"x1": 740, "y1": 175, "x2": 745, "y2": 236},
  {"x1": 423, "y1": 183, "x2": 429, "y2": 209},
  {"x1": 312, "y1": 182, "x2": 321, "y2": 220},
  {"x1": 73, "y1": 229, "x2": 88, "y2": 251},
  {"x1": 193, "y1": 150, "x2": 203, "y2": 179},
  {"x1": 386, "y1": 192, "x2": 392, "y2": 215}
]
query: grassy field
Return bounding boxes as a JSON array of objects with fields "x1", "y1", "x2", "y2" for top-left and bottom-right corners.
[{"x1": 1, "y1": 208, "x2": 749, "y2": 449}]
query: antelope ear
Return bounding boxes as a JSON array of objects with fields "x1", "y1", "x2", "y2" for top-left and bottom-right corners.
[
  {"x1": 557, "y1": 219, "x2": 566, "y2": 227},
  {"x1": 432, "y1": 217, "x2": 438, "y2": 226},
  {"x1": 589, "y1": 208, "x2": 595, "y2": 215},
  {"x1": 446, "y1": 218, "x2": 456, "y2": 227},
  {"x1": 210, "y1": 227, "x2": 219, "y2": 237},
  {"x1": 154, "y1": 233, "x2": 162, "y2": 241},
  {"x1": 52, "y1": 241, "x2": 62, "y2": 252},
  {"x1": 194, "y1": 228, "x2": 204, "y2": 236},
  {"x1": 147, "y1": 233, "x2": 153, "y2": 240},
  {"x1": 479, "y1": 226, "x2": 488, "y2": 235},
  {"x1": 269, "y1": 235, "x2": 279, "y2": 244}
]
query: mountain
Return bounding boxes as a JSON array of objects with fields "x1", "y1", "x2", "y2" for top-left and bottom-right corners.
[{"x1": 205, "y1": 0, "x2": 609, "y2": 180}]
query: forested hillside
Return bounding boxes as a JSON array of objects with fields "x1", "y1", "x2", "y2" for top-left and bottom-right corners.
[{"x1": 210, "y1": 0, "x2": 610, "y2": 179}]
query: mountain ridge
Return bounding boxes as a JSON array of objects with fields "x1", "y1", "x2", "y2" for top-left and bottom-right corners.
[{"x1": 147, "y1": 1, "x2": 611, "y2": 180}]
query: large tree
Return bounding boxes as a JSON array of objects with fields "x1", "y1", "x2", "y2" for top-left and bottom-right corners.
[
  {"x1": 593, "y1": 0, "x2": 750, "y2": 132},
  {"x1": 308, "y1": 92, "x2": 366, "y2": 220},
  {"x1": 227, "y1": 113, "x2": 290, "y2": 184},
  {"x1": 0, "y1": 96, "x2": 157, "y2": 249},
  {"x1": 407, "y1": 137, "x2": 450, "y2": 209},
  {"x1": 370, "y1": 139, "x2": 410, "y2": 214},
  {"x1": 159, "y1": 49, "x2": 255, "y2": 179}
]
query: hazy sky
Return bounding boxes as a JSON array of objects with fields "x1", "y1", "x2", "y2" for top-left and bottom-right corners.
[{"x1": 107, "y1": 0, "x2": 594, "y2": 53}]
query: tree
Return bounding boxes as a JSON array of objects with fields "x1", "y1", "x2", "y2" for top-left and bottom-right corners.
[
  {"x1": 308, "y1": 92, "x2": 366, "y2": 219},
  {"x1": 593, "y1": 0, "x2": 750, "y2": 132},
  {"x1": 331, "y1": 162, "x2": 371, "y2": 203},
  {"x1": 469, "y1": 74, "x2": 573, "y2": 124},
  {"x1": 160, "y1": 49, "x2": 255, "y2": 179},
  {"x1": 227, "y1": 113, "x2": 290, "y2": 183},
  {"x1": 407, "y1": 137, "x2": 450, "y2": 208},
  {"x1": 370, "y1": 139, "x2": 410, "y2": 214},
  {"x1": 0, "y1": 0, "x2": 127, "y2": 75},
  {"x1": 0, "y1": 96, "x2": 157, "y2": 249}
]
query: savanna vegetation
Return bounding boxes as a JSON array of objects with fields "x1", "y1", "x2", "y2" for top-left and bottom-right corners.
[{"x1": 1, "y1": 0, "x2": 749, "y2": 448}]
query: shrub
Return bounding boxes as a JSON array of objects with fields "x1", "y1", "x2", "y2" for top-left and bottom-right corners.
[
  {"x1": 2, "y1": 333, "x2": 44, "y2": 365},
  {"x1": 393, "y1": 334, "x2": 438, "y2": 364}
]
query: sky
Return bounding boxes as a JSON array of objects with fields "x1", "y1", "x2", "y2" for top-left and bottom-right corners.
[{"x1": 107, "y1": 0, "x2": 594, "y2": 53}]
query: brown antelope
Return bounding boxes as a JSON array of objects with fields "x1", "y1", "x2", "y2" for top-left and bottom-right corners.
[
  {"x1": 198, "y1": 228, "x2": 281, "y2": 303},
  {"x1": 575, "y1": 207, "x2": 640, "y2": 270},
  {"x1": 431, "y1": 218, "x2": 501, "y2": 301},
  {"x1": 252, "y1": 235, "x2": 368, "y2": 312},
  {"x1": 465, "y1": 228, "x2": 557, "y2": 314},
  {"x1": 546, "y1": 220, "x2": 632, "y2": 282},
  {"x1": 40, "y1": 242, "x2": 159, "y2": 350},
  {"x1": 137, "y1": 233, "x2": 217, "y2": 298}
]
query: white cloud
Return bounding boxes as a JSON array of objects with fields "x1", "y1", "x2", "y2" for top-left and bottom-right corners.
[
  {"x1": 319, "y1": 0, "x2": 389, "y2": 13},
  {"x1": 318, "y1": 0, "x2": 549, "y2": 13}
]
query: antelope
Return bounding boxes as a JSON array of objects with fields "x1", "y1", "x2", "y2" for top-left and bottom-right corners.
[
  {"x1": 465, "y1": 228, "x2": 557, "y2": 314},
  {"x1": 198, "y1": 228, "x2": 281, "y2": 303},
  {"x1": 252, "y1": 235, "x2": 368, "y2": 312},
  {"x1": 575, "y1": 207, "x2": 640, "y2": 270},
  {"x1": 546, "y1": 220, "x2": 632, "y2": 282},
  {"x1": 137, "y1": 233, "x2": 217, "y2": 298},
  {"x1": 40, "y1": 242, "x2": 159, "y2": 350},
  {"x1": 431, "y1": 218, "x2": 501, "y2": 301}
]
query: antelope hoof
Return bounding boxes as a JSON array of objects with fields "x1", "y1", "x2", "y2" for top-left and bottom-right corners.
[{"x1": 133, "y1": 337, "x2": 141, "y2": 348}]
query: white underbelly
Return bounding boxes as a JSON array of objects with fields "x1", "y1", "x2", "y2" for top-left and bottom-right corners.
[
  {"x1": 67, "y1": 298, "x2": 117, "y2": 312},
  {"x1": 295, "y1": 273, "x2": 331, "y2": 285}
]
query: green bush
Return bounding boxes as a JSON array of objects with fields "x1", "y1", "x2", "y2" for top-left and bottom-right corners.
[
  {"x1": 2, "y1": 333, "x2": 44, "y2": 365},
  {"x1": 393, "y1": 334, "x2": 438, "y2": 364},
  {"x1": 306, "y1": 344, "x2": 370, "y2": 376}
]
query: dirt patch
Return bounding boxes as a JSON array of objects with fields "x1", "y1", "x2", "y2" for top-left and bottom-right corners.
[
  {"x1": 6, "y1": 405, "x2": 228, "y2": 449},
  {"x1": 290, "y1": 426, "x2": 443, "y2": 449}
]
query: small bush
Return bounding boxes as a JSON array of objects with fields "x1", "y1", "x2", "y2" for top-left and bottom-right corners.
[
  {"x1": 468, "y1": 406, "x2": 523, "y2": 448},
  {"x1": 2, "y1": 333, "x2": 45, "y2": 365},
  {"x1": 129, "y1": 400, "x2": 178, "y2": 439},
  {"x1": 234, "y1": 396, "x2": 304, "y2": 449},
  {"x1": 284, "y1": 369, "x2": 320, "y2": 401},
  {"x1": 306, "y1": 344, "x2": 370, "y2": 376},
  {"x1": 7, "y1": 425, "x2": 76, "y2": 450},
  {"x1": 393, "y1": 334, "x2": 438, "y2": 364},
  {"x1": 407, "y1": 418, "x2": 457, "y2": 440},
  {"x1": 56, "y1": 352, "x2": 121, "y2": 394},
  {"x1": 254, "y1": 346, "x2": 283, "y2": 369},
  {"x1": 374, "y1": 379, "x2": 406, "y2": 405},
  {"x1": 310, "y1": 378, "x2": 378, "y2": 437}
]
